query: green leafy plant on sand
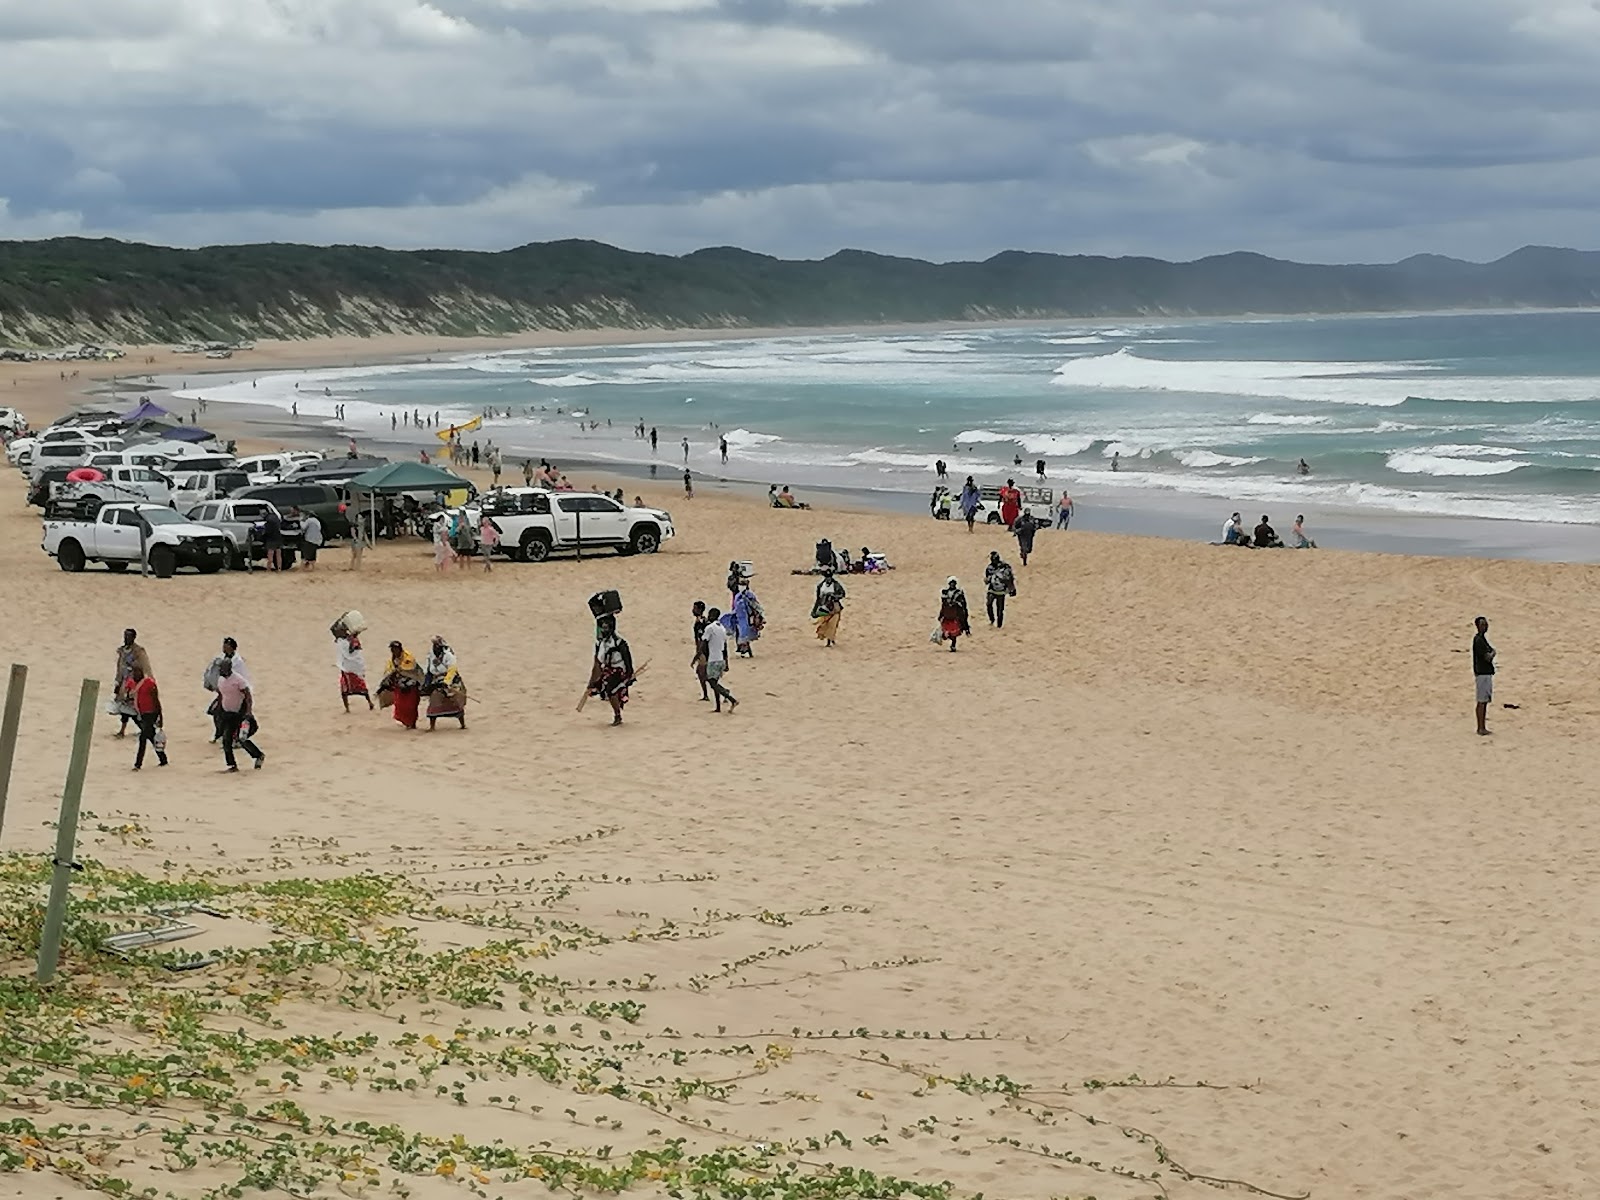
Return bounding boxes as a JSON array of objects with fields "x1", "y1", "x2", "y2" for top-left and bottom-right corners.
[{"x1": 0, "y1": 845, "x2": 1307, "y2": 1200}]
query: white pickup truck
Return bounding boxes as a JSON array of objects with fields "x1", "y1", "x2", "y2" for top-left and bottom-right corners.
[
  {"x1": 53, "y1": 465, "x2": 176, "y2": 513},
  {"x1": 474, "y1": 488, "x2": 675, "y2": 562},
  {"x1": 41, "y1": 503, "x2": 231, "y2": 577}
]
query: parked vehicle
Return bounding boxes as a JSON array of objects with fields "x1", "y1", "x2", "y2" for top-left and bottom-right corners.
[
  {"x1": 283, "y1": 455, "x2": 389, "y2": 484},
  {"x1": 55, "y1": 465, "x2": 176, "y2": 512},
  {"x1": 26, "y1": 467, "x2": 76, "y2": 508},
  {"x1": 231, "y1": 480, "x2": 351, "y2": 538},
  {"x1": 939, "y1": 484, "x2": 1056, "y2": 526},
  {"x1": 26, "y1": 439, "x2": 120, "y2": 477},
  {"x1": 235, "y1": 451, "x2": 322, "y2": 484},
  {"x1": 83, "y1": 450, "x2": 178, "y2": 473},
  {"x1": 0, "y1": 407, "x2": 25, "y2": 434},
  {"x1": 41, "y1": 503, "x2": 230, "y2": 577},
  {"x1": 172, "y1": 469, "x2": 251, "y2": 510},
  {"x1": 474, "y1": 488, "x2": 675, "y2": 562},
  {"x1": 185, "y1": 497, "x2": 292, "y2": 567}
]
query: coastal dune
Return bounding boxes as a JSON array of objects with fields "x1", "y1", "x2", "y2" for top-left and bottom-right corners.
[{"x1": 0, "y1": 344, "x2": 1597, "y2": 1199}]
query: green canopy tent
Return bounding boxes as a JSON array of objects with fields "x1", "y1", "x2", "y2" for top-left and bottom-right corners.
[{"x1": 346, "y1": 461, "x2": 474, "y2": 545}]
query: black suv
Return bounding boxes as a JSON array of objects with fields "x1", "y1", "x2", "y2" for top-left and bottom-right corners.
[{"x1": 231, "y1": 481, "x2": 352, "y2": 538}]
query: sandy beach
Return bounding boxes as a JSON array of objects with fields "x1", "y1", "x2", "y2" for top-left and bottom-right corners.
[{"x1": 2, "y1": 335, "x2": 1599, "y2": 1199}]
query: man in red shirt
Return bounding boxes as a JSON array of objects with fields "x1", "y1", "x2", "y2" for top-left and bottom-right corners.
[{"x1": 130, "y1": 666, "x2": 167, "y2": 770}]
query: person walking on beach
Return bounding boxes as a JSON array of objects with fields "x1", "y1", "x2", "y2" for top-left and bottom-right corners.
[
  {"x1": 702, "y1": 608, "x2": 739, "y2": 713},
  {"x1": 215, "y1": 660, "x2": 264, "y2": 772},
  {"x1": 129, "y1": 665, "x2": 167, "y2": 770},
  {"x1": 937, "y1": 577, "x2": 970, "y2": 652},
  {"x1": 985, "y1": 551, "x2": 1015, "y2": 628},
  {"x1": 202, "y1": 637, "x2": 251, "y2": 741},
  {"x1": 720, "y1": 436, "x2": 728, "y2": 465},
  {"x1": 1473, "y1": 616, "x2": 1496, "y2": 736},
  {"x1": 1057, "y1": 492, "x2": 1074, "y2": 529},
  {"x1": 999, "y1": 478, "x2": 1022, "y2": 529},
  {"x1": 691, "y1": 601, "x2": 711, "y2": 701},
  {"x1": 490, "y1": 450, "x2": 503, "y2": 486},
  {"x1": 478, "y1": 512, "x2": 500, "y2": 570},
  {"x1": 1036, "y1": 459, "x2": 1046, "y2": 480},
  {"x1": 959, "y1": 476, "x2": 981, "y2": 532},
  {"x1": 334, "y1": 626, "x2": 373, "y2": 713},
  {"x1": 1012, "y1": 510, "x2": 1038, "y2": 566},
  {"x1": 299, "y1": 510, "x2": 323, "y2": 571},
  {"x1": 378, "y1": 642, "x2": 424, "y2": 729},
  {"x1": 681, "y1": 436, "x2": 690, "y2": 462},
  {"x1": 588, "y1": 614, "x2": 635, "y2": 727},
  {"x1": 522, "y1": 459, "x2": 534, "y2": 487},
  {"x1": 111, "y1": 629, "x2": 152, "y2": 738},
  {"x1": 813, "y1": 569, "x2": 845, "y2": 647}
]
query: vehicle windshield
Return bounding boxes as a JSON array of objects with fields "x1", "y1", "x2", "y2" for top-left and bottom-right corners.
[{"x1": 138, "y1": 508, "x2": 186, "y2": 526}]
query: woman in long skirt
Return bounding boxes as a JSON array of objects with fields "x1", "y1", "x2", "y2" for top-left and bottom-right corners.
[
  {"x1": 335, "y1": 630, "x2": 373, "y2": 712},
  {"x1": 937, "y1": 577, "x2": 970, "y2": 652},
  {"x1": 423, "y1": 636, "x2": 468, "y2": 730},
  {"x1": 812, "y1": 570, "x2": 845, "y2": 648},
  {"x1": 733, "y1": 583, "x2": 764, "y2": 658},
  {"x1": 377, "y1": 642, "x2": 424, "y2": 729}
]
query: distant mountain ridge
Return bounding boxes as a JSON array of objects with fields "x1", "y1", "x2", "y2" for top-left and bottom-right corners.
[{"x1": 2, "y1": 237, "x2": 1599, "y2": 346}]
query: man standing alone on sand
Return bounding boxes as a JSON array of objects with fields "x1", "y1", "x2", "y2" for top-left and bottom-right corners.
[
  {"x1": 1057, "y1": 491, "x2": 1074, "y2": 529},
  {"x1": 1473, "y1": 616, "x2": 1496, "y2": 736}
]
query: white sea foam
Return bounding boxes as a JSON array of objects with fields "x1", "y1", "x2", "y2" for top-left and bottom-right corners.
[
  {"x1": 539, "y1": 373, "x2": 605, "y2": 387},
  {"x1": 1386, "y1": 451, "x2": 1526, "y2": 477},
  {"x1": 1175, "y1": 450, "x2": 1266, "y2": 468},
  {"x1": 953, "y1": 429, "x2": 1017, "y2": 444},
  {"x1": 1052, "y1": 348, "x2": 1600, "y2": 407},
  {"x1": 1047, "y1": 335, "x2": 1107, "y2": 346},
  {"x1": 1017, "y1": 433, "x2": 1096, "y2": 456},
  {"x1": 722, "y1": 427, "x2": 781, "y2": 446},
  {"x1": 1247, "y1": 413, "x2": 1330, "y2": 426}
]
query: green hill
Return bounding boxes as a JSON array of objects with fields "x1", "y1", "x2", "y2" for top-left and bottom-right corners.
[{"x1": 3, "y1": 237, "x2": 1599, "y2": 345}]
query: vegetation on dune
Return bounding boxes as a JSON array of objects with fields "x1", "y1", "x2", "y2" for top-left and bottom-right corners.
[
  {"x1": 0, "y1": 815, "x2": 1309, "y2": 1200},
  {"x1": 2, "y1": 236, "x2": 1599, "y2": 345}
]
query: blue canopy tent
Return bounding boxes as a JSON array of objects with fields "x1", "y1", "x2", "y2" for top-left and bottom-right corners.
[{"x1": 123, "y1": 399, "x2": 172, "y2": 422}]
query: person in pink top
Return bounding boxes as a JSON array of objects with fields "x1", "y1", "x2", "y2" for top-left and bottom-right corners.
[{"x1": 214, "y1": 660, "x2": 264, "y2": 772}]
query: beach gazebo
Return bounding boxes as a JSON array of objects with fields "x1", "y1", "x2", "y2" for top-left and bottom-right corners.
[{"x1": 346, "y1": 461, "x2": 475, "y2": 541}]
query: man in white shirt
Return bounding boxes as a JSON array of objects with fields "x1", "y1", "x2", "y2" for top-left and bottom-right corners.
[
  {"x1": 701, "y1": 609, "x2": 738, "y2": 714},
  {"x1": 300, "y1": 511, "x2": 324, "y2": 572}
]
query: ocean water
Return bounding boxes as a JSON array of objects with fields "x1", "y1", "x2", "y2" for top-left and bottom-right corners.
[{"x1": 174, "y1": 310, "x2": 1600, "y2": 525}]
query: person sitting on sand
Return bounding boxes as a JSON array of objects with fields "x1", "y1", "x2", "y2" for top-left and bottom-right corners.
[
  {"x1": 778, "y1": 486, "x2": 810, "y2": 510},
  {"x1": 1222, "y1": 512, "x2": 1253, "y2": 547},
  {"x1": 1291, "y1": 514, "x2": 1317, "y2": 549},
  {"x1": 1254, "y1": 514, "x2": 1283, "y2": 549},
  {"x1": 769, "y1": 484, "x2": 782, "y2": 507}
]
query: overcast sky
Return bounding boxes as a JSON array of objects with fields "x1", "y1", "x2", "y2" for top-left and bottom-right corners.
[{"x1": 2, "y1": 0, "x2": 1598, "y2": 262}]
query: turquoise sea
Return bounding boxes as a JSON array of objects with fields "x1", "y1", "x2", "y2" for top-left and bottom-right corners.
[{"x1": 177, "y1": 310, "x2": 1600, "y2": 526}]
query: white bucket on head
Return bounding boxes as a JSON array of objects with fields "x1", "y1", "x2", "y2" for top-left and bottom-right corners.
[
  {"x1": 336, "y1": 609, "x2": 368, "y2": 635},
  {"x1": 734, "y1": 560, "x2": 755, "y2": 579}
]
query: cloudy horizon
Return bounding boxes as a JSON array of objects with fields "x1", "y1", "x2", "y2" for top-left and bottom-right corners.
[{"x1": 2, "y1": 0, "x2": 1598, "y2": 264}]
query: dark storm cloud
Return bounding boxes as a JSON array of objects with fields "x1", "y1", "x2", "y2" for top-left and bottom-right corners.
[{"x1": 0, "y1": 0, "x2": 1597, "y2": 259}]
